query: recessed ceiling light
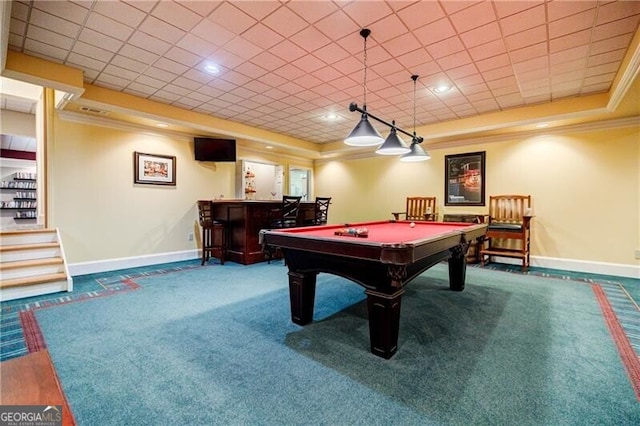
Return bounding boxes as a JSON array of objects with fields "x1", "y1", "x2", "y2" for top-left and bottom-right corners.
[
  {"x1": 265, "y1": 145, "x2": 273, "y2": 149},
  {"x1": 433, "y1": 84, "x2": 451, "y2": 93},
  {"x1": 536, "y1": 123, "x2": 549, "y2": 128},
  {"x1": 324, "y1": 112, "x2": 340, "y2": 121},
  {"x1": 204, "y1": 64, "x2": 220, "y2": 74},
  {"x1": 156, "y1": 123, "x2": 168, "y2": 128}
]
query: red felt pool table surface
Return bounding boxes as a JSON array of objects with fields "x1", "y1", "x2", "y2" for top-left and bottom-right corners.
[{"x1": 273, "y1": 220, "x2": 474, "y2": 244}]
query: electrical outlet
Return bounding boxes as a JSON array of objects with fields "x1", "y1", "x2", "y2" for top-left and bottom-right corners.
[
  {"x1": 188, "y1": 233, "x2": 194, "y2": 241},
  {"x1": 635, "y1": 249, "x2": 640, "y2": 260}
]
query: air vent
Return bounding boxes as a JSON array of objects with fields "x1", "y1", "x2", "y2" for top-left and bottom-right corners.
[{"x1": 79, "y1": 106, "x2": 109, "y2": 115}]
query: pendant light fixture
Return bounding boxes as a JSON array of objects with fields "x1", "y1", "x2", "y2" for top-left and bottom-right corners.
[
  {"x1": 375, "y1": 120, "x2": 410, "y2": 155},
  {"x1": 344, "y1": 29, "x2": 384, "y2": 147},
  {"x1": 345, "y1": 29, "x2": 426, "y2": 158},
  {"x1": 400, "y1": 75, "x2": 431, "y2": 162}
]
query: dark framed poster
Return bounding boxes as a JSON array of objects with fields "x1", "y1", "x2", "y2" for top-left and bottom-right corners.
[{"x1": 445, "y1": 151, "x2": 485, "y2": 206}]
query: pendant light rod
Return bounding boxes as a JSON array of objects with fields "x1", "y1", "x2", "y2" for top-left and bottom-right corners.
[{"x1": 348, "y1": 102, "x2": 424, "y2": 144}]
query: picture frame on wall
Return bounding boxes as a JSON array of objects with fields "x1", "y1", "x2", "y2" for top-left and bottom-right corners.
[
  {"x1": 134, "y1": 152, "x2": 176, "y2": 186},
  {"x1": 445, "y1": 151, "x2": 485, "y2": 206}
]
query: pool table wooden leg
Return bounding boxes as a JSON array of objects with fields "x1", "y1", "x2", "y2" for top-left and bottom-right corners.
[
  {"x1": 448, "y1": 244, "x2": 468, "y2": 291},
  {"x1": 288, "y1": 271, "x2": 317, "y2": 325},
  {"x1": 365, "y1": 289, "x2": 405, "y2": 359}
]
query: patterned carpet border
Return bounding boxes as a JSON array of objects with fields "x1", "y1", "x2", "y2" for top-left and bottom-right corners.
[
  {"x1": 2, "y1": 262, "x2": 639, "y2": 394},
  {"x1": 0, "y1": 263, "x2": 200, "y2": 362}
]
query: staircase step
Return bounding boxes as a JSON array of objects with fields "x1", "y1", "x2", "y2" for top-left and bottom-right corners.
[
  {"x1": 0, "y1": 258, "x2": 64, "y2": 271},
  {"x1": 0, "y1": 242, "x2": 60, "y2": 252},
  {"x1": 1, "y1": 229, "x2": 57, "y2": 246},
  {"x1": 0, "y1": 272, "x2": 68, "y2": 290}
]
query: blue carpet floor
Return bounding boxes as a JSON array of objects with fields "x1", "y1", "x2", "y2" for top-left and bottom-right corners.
[{"x1": 1, "y1": 260, "x2": 639, "y2": 425}]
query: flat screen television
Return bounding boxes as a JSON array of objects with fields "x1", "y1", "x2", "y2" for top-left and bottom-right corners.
[{"x1": 194, "y1": 137, "x2": 236, "y2": 162}]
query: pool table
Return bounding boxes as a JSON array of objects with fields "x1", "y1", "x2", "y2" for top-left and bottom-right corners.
[{"x1": 262, "y1": 220, "x2": 488, "y2": 359}]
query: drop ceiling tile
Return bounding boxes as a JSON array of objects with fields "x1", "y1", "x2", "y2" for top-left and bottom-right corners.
[
  {"x1": 242, "y1": 23, "x2": 284, "y2": 50},
  {"x1": 151, "y1": 1, "x2": 202, "y2": 31},
  {"x1": 414, "y1": 18, "x2": 457, "y2": 46},
  {"x1": 127, "y1": 81, "x2": 157, "y2": 96},
  {"x1": 93, "y1": 1, "x2": 146, "y2": 28},
  {"x1": 27, "y1": 26, "x2": 73, "y2": 51},
  {"x1": 459, "y1": 21, "x2": 502, "y2": 48},
  {"x1": 270, "y1": 39, "x2": 308, "y2": 62},
  {"x1": 232, "y1": 1, "x2": 281, "y2": 21},
  {"x1": 286, "y1": 1, "x2": 339, "y2": 24},
  {"x1": 550, "y1": 10, "x2": 597, "y2": 39},
  {"x1": 426, "y1": 36, "x2": 465, "y2": 59},
  {"x1": 436, "y1": 50, "x2": 472, "y2": 70},
  {"x1": 292, "y1": 26, "x2": 333, "y2": 54},
  {"x1": 263, "y1": 6, "x2": 308, "y2": 38},
  {"x1": 135, "y1": 74, "x2": 166, "y2": 89},
  {"x1": 341, "y1": 0, "x2": 394, "y2": 27},
  {"x1": 24, "y1": 39, "x2": 67, "y2": 61},
  {"x1": 29, "y1": 9, "x2": 81, "y2": 38},
  {"x1": 67, "y1": 52, "x2": 106, "y2": 72},
  {"x1": 475, "y1": 53, "x2": 511, "y2": 72},
  {"x1": 138, "y1": 16, "x2": 185, "y2": 44},
  {"x1": 467, "y1": 38, "x2": 507, "y2": 61},
  {"x1": 86, "y1": 12, "x2": 135, "y2": 41},
  {"x1": 234, "y1": 61, "x2": 269, "y2": 79},
  {"x1": 505, "y1": 25, "x2": 547, "y2": 50},
  {"x1": 588, "y1": 49, "x2": 626, "y2": 67},
  {"x1": 33, "y1": 0, "x2": 90, "y2": 25},
  {"x1": 102, "y1": 64, "x2": 140, "y2": 81},
  {"x1": 449, "y1": 1, "x2": 496, "y2": 34},
  {"x1": 164, "y1": 46, "x2": 202, "y2": 67},
  {"x1": 127, "y1": 30, "x2": 171, "y2": 55},
  {"x1": 273, "y1": 64, "x2": 306, "y2": 81},
  {"x1": 592, "y1": 16, "x2": 640, "y2": 41},
  {"x1": 396, "y1": 0, "x2": 445, "y2": 29},
  {"x1": 222, "y1": 37, "x2": 263, "y2": 60},
  {"x1": 590, "y1": 33, "x2": 634, "y2": 56},
  {"x1": 493, "y1": 1, "x2": 540, "y2": 19},
  {"x1": 547, "y1": 0, "x2": 596, "y2": 21},
  {"x1": 549, "y1": 29, "x2": 591, "y2": 53},
  {"x1": 190, "y1": 19, "x2": 235, "y2": 47},
  {"x1": 210, "y1": 48, "x2": 244, "y2": 69},
  {"x1": 118, "y1": 44, "x2": 159, "y2": 65},
  {"x1": 207, "y1": 2, "x2": 256, "y2": 35},
  {"x1": 314, "y1": 10, "x2": 360, "y2": 42},
  {"x1": 175, "y1": 34, "x2": 217, "y2": 58},
  {"x1": 499, "y1": 4, "x2": 545, "y2": 36},
  {"x1": 10, "y1": 1, "x2": 30, "y2": 21},
  {"x1": 597, "y1": 1, "x2": 640, "y2": 25}
]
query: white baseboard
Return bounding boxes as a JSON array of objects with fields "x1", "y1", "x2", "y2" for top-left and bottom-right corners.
[
  {"x1": 68, "y1": 250, "x2": 640, "y2": 280},
  {"x1": 487, "y1": 255, "x2": 640, "y2": 279},
  {"x1": 68, "y1": 250, "x2": 199, "y2": 276}
]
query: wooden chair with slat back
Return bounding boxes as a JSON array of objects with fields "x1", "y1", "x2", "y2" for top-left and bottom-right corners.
[
  {"x1": 479, "y1": 195, "x2": 533, "y2": 271},
  {"x1": 392, "y1": 197, "x2": 438, "y2": 221},
  {"x1": 197, "y1": 200, "x2": 227, "y2": 265}
]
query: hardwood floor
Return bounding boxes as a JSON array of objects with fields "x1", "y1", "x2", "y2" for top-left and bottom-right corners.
[{"x1": 0, "y1": 349, "x2": 76, "y2": 425}]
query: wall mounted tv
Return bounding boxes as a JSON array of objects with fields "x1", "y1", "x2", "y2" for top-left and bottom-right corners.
[{"x1": 194, "y1": 137, "x2": 236, "y2": 162}]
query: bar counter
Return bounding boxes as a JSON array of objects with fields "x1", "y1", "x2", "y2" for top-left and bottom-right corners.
[{"x1": 206, "y1": 199, "x2": 315, "y2": 265}]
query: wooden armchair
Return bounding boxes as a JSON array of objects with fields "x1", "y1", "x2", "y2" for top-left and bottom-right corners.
[
  {"x1": 479, "y1": 195, "x2": 533, "y2": 271},
  {"x1": 392, "y1": 197, "x2": 437, "y2": 221}
]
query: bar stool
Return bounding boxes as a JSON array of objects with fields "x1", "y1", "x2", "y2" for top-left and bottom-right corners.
[{"x1": 197, "y1": 200, "x2": 227, "y2": 265}]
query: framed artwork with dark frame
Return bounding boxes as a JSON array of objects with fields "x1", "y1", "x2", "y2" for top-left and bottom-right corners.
[
  {"x1": 134, "y1": 152, "x2": 176, "y2": 186},
  {"x1": 445, "y1": 151, "x2": 485, "y2": 206}
]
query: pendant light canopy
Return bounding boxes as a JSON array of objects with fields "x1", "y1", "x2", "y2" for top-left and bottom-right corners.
[{"x1": 400, "y1": 75, "x2": 430, "y2": 162}]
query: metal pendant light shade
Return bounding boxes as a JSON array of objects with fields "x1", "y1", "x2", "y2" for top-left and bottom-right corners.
[
  {"x1": 344, "y1": 112, "x2": 384, "y2": 146},
  {"x1": 375, "y1": 125, "x2": 410, "y2": 155},
  {"x1": 400, "y1": 140, "x2": 431, "y2": 162}
]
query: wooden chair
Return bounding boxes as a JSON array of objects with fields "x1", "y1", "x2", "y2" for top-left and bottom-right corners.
[
  {"x1": 392, "y1": 197, "x2": 437, "y2": 221},
  {"x1": 305, "y1": 197, "x2": 332, "y2": 226},
  {"x1": 197, "y1": 200, "x2": 227, "y2": 265},
  {"x1": 479, "y1": 195, "x2": 533, "y2": 271}
]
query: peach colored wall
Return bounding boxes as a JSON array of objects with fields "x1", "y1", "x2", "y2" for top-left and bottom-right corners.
[{"x1": 315, "y1": 126, "x2": 640, "y2": 267}]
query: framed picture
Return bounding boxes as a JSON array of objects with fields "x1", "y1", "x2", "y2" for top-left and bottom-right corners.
[
  {"x1": 134, "y1": 152, "x2": 176, "y2": 186},
  {"x1": 445, "y1": 151, "x2": 485, "y2": 206}
]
